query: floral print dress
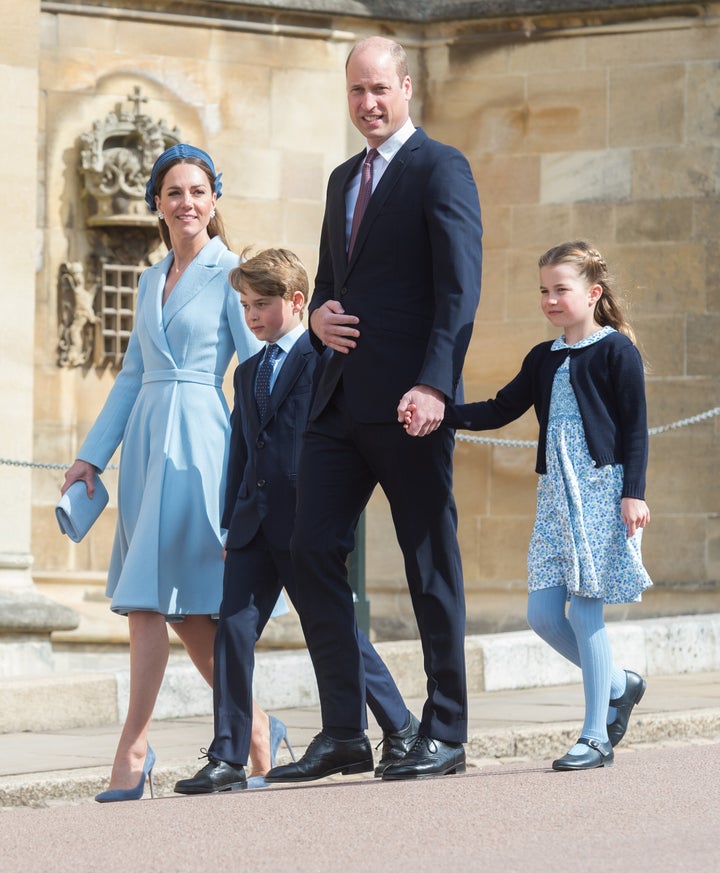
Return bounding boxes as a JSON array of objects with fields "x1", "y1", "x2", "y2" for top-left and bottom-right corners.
[{"x1": 527, "y1": 327, "x2": 653, "y2": 604}]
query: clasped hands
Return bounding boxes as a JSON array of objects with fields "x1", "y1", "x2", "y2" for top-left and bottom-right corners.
[{"x1": 310, "y1": 301, "x2": 445, "y2": 438}]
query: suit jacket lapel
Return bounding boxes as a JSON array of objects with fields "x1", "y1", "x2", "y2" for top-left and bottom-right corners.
[
  {"x1": 345, "y1": 129, "x2": 424, "y2": 270},
  {"x1": 330, "y1": 151, "x2": 364, "y2": 270},
  {"x1": 264, "y1": 339, "x2": 312, "y2": 421},
  {"x1": 242, "y1": 349, "x2": 263, "y2": 427}
]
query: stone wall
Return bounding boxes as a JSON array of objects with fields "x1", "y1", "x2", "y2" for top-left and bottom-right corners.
[{"x1": 29, "y1": 1, "x2": 720, "y2": 643}]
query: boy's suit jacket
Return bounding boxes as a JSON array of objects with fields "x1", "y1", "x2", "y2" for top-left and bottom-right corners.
[{"x1": 223, "y1": 331, "x2": 328, "y2": 551}]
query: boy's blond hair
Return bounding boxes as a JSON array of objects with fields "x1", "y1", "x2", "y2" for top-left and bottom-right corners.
[{"x1": 230, "y1": 247, "x2": 308, "y2": 309}]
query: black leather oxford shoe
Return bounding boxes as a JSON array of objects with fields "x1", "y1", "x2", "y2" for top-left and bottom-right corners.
[
  {"x1": 265, "y1": 732, "x2": 373, "y2": 783},
  {"x1": 381, "y1": 735, "x2": 466, "y2": 780},
  {"x1": 174, "y1": 757, "x2": 247, "y2": 794},
  {"x1": 374, "y1": 712, "x2": 420, "y2": 777},
  {"x1": 552, "y1": 737, "x2": 614, "y2": 771},
  {"x1": 607, "y1": 670, "x2": 646, "y2": 747}
]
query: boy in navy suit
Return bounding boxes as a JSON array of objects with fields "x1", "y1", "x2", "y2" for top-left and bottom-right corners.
[{"x1": 174, "y1": 248, "x2": 417, "y2": 794}]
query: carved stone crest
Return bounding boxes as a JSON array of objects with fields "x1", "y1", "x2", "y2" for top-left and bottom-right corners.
[
  {"x1": 79, "y1": 86, "x2": 180, "y2": 227},
  {"x1": 59, "y1": 88, "x2": 180, "y2": 368}
]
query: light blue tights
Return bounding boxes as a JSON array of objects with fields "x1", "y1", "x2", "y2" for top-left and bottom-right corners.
[{"x1": 527, "y1": 587, "x2": 627, "y2": 749}]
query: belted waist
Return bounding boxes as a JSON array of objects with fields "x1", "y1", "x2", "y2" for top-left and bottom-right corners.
[{"x1": 142, "y1": 369, "x2": 223, "y2": 389}]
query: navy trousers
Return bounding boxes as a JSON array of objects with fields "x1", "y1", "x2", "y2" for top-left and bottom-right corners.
[
  {"x1": 210, "y1": 531, "x2": 408, "y2": 765},
  {"x1": 291, "y1": 385, "x2": 468, "y2": 743}
]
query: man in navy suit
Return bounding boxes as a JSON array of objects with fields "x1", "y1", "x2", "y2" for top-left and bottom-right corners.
[
  {"x1": 267, "y1": 37, "x2": 483, "y2": 784},
  {"x1": 174, "y1": 248, "x2": 417, "y2": 794}
]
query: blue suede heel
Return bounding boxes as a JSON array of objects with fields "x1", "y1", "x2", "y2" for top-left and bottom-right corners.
[
  {"x1": 269, "y1": 715, "x2": 296, "y2": 766},
  {"x1": 95, "y1": 745, "x2": 156, "y2": 803}
]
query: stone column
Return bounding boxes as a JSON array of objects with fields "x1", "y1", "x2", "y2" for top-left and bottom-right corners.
[{"x1": 0, "y1": 2, "x2": 77, "y2": 677}]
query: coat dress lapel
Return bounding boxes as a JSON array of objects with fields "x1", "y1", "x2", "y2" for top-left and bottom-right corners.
[{"x1": 162, "y1": 236, "x2": 227, "y2": 330}]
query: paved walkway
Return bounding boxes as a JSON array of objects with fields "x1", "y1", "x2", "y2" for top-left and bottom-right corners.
[{"x1": 2, "y1": 670, "x2": 718, "y2": 807}]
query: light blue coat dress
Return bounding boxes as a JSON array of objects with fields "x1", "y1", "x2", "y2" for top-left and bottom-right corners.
[{"x1": 79, "y1": 236, "x2": 263, "y2": 617}]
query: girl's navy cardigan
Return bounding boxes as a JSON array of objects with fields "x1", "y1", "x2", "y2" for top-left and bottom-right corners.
[{"x1": 445, "y1": 330, "x2": 648, "y2": 499}]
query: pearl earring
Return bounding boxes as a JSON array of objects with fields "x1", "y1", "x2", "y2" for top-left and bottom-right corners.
[
  {"x1": 157, "y1": 211, "x2": 165, "y2": 220},
  {"x1": 210, "y1": 209, "x2": 216, "y2": 219}
]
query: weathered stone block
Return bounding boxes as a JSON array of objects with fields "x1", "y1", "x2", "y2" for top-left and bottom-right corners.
[
  {"x1": 527, "y1": 69, "x2": 607, "y2": 152},
  {"x1": 511, "y1": 204, "x2": 572, "y2": 248},
  {"x1": 632, "y1": 315, "x2": 685, "y2": 378},
  {"x1": 225, "y1": 197, "x2": 284, "y2": 246},
  {"x1": 445, "y1": 41, "x2": 512, "y2": 78},
  {"x1": 466, "y1": 514, "x2": 535, "y2": 582},
  {"x1": 643, "y1": 514, "x2": 709, "y2": 583},
  {"x1": 284, "y1": 201, "x2": 325, "y2": 246},
  {"x1": 615, "y1": 199, "x2": 693, "y2": 243},
  {"x1": 0, "y1": 5, "x2": 40, "y2": 67},
  {"x1": 598, "y1": 22, "x2": 719, "y2": 67},
  {"x1": 609, "y1": 242, "x2": 706, "y2": 313},
  {"x1": 116, "y1": 19, "x2": 208, "y2": 60},
  {"x1": 541, "y1": 149, "x2": 632, "y2": 204},
  {"x1": 472, "y1": 153, "x2": 541, "y2": 205},
  {"x1": 687, "y1": 314, "x2": 720, "y2": 378},
  {"x1": 0, "y1": 586, "x2": 76, "y2": 632},
  {"x1": 633, "y1": 146, "x2": 720, "y2": 199},
  {"x1": 707, "y1": 515, "x2": 720, "y2": 581},
  {"x1": 428, "y1": 75, "x2": 527, "y2": 154},
  {"x1": 281, "y1": 150, "x2": 326, "y2": 201},
  {"x1": 643, "y1": 614, "x2": 720, "y2": 675},
  {"x1": 610, "y1": 64, "x2": 684, "y2": 147},
  {"x1": 271, "y1": 68, "x2": 345, "y2": 149},
  {"x1": 569, "y1": 202, "x2": 615, "y2": 243},
  {"x1": 508, "y1": 31, "x2": 585, "y2": 73},
  {"x1": 476, "y1": 207, "x2": 509, "y2": 257},
  {"x1": 686, "y1": 60, "x2": 720, "y2": 144},
  {"x1": 0, "y1": 672, "x2": 117, "y2": 731},
  {"x1": 463, "y1": 321, "x2": 545, "y2": 385},
  {"x1": 214, "y1": 63, "x2": 272, "y2": 145}
]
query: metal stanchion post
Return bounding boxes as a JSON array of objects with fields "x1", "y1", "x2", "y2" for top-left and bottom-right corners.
[{"x1": 347, "y1": 511, "x2": 370, "y2": 634}]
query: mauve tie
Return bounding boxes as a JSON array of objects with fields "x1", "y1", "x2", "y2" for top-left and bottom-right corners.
[{"x1": 347, "y1": 148, "x2": 378, "y2": 258}]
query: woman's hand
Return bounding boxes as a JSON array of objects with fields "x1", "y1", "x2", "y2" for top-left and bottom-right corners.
[{"x1": 61, "y1": 459, "x2": 99, "y2": 497}]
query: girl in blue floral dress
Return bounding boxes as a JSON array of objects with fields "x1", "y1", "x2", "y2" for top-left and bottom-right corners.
[{"x1": 441, "y1": 241, "x2": 653, "y2": 770}]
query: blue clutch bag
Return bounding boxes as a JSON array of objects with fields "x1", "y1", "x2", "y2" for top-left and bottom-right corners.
[{"x1": 55, "y1": 475, "x2": 109, "y2": 543}]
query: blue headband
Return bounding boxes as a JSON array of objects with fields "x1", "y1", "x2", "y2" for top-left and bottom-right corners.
[{"x1": 144, "y1": 143, "x2": 223, "y2": 212}]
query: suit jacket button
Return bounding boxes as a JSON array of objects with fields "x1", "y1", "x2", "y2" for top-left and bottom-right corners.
[
  {"x1": 340, "y1": 286, "x2": 347, "y2": 296},
  {"x1": 256, "y1": 439, "x2": 265, "y2": 448},
  {"x1": 257, "y1": 479, "x2": 266, "y2": 488}
]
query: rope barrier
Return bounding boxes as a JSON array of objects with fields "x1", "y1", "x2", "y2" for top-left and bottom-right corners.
[
  {"x1": 1, "y1": 406, "x2": 719, "y2": 469},
  {"x1": 0, "y1": 459, "x2": 119, "y2": 470},
  {"x1": 455, "y1": 405, "x2": 720, "y2": 448}
]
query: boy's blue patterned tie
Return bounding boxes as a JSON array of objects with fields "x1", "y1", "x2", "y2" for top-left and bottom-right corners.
[{"x1": 255, "y1": 343, "x2": 280, "y2": 421}]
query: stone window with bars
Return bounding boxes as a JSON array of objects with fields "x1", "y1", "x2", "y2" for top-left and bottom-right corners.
[{"x1": 95, "y1": 263, "x2": 144, "y2": 368}]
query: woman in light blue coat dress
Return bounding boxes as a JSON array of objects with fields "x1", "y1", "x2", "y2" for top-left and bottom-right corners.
[{"x1": 62, "y1": 145, "x2": 285, "y2": 801}]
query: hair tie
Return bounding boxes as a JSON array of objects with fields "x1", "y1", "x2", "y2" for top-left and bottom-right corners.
[{"x1": 144, "y1": 143, "x2": 223, "y2": 211}]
